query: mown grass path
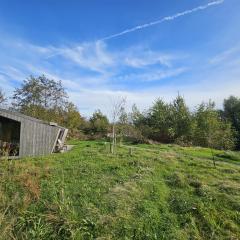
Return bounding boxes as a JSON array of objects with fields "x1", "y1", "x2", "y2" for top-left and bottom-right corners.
[{"x1": 0, "y1": 141, "x2": 239, "y2": 239}]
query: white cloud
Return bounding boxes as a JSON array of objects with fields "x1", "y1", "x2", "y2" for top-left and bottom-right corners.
[
  {"x1": 115, "y1": 68, "x2": 187, "y2": 83},
  {"x1": 124, "y1": 51, "x2": 174, "y2": 68},
  {"x1": 55, "y1": 41, "x2": 114, "y2": 73},
  {"x1": 48, "y1": 41, "x2": 180, "y2": 72},
  {"x1": 0, "y1": 66, "x2": 26, "y2": 82},
  {"x1": 0, "y1": 37, "x2": 184, "y2": 89},
  {"x1": 69, "y1": 74, "x2": 240, "y2": 118},
  {"x1": 0, "y1": 74, "x2": 15, "y2": 96},
  {"x1": 209, "y1": 45, "x2": 240, "y2": 65},
  {"x1": 1, "y1": 33, "x2": 239, "y2": 117}
]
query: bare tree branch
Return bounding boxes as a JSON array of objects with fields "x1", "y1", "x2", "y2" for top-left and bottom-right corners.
[{"x1": 109, "y1": 96, "x2": 126, "y2": 153}]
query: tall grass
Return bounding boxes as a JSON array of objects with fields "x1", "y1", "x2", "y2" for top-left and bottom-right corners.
[{"x1": 0, "y1": 140, "x2": 239, "y2": 239}]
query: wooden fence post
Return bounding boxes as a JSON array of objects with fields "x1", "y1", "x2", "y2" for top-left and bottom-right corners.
[
  {"x1": 110, "y1": 143, "x2": 113, "y2": 154},
  {"x1": 104, "y1": 142, "x2": 108, "y2": 152},
  {"x1": 129, "y1": 147, "x2": 133, "y2": 156}
]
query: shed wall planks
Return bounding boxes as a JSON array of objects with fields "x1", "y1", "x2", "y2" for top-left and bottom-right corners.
[{"x1": 0, "y1": 108, "x2": 67, "y2": 157}]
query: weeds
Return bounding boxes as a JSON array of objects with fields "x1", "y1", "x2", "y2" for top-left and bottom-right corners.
[
  {"x1": 165, "y1": 172, "x2": 186, "y2": 188},
  {"x1": 0, "y1": 140, "x2": 239, "y2": 239}
]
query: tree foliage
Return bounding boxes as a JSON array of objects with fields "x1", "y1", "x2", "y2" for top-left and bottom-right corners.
[
  {"x1": 148, "y1": 99, "x2": 174, "y2": 142},
  {"x1": 1, "y1": 75, "x2": 238, "y2": 149},
  {"x1": 88, "y1": 110, "x2": 109, "y2": 135},
  {"x1": 171, "y1": 95, "x2": 192, "y2": 141},
  {"x1": 192, "y1": 101, "x2": 235, "y2": 150},
  {"x1": 142, "y1": 96, "x2": 192, "y2": 144},
  {"x1": 0, "y1": 88, "x2": 6, "y2": 105},
  {"x1": 12, "y1": 75, "x2": 68, "y2": 118},
  {"x1": 12, "y1": 75, "x2": 82, "y2": 135},
  {"x1": 223, "y1": 96, "x2": 240, "y2": 149},
  {"x1": 130, "y1": 96, "x2": 235, "y2": 150}
]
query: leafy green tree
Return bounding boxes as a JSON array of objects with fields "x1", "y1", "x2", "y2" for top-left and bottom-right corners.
[
  {"x1": 12, "y1": 76, "x2": 43, "y2": 116},
  {"x1": 130, "y1": 104, "x2": 149, "y2": 135},
  {"x1": 131, "y1": 97, "x2": 192, "y2": 144},
  {"x1": 130, "y1": 104, "x2": 141, "y2": 125},
  {"x1": 13, "y1": 75, "x2": 69, "y2": 116},
  {"x1": 62, "y1": 103, "x2": 84, "y2": 137},
  {"x1": 192, "y1": 101, "x2": 235, "y2": 150},
  {"x1": 223, "y1": 96, "x2": 240, "y2": 149},
  {"x1": 11, "y1": 75, "x2": 85, "y2": 135},
  {"x1": 130, "y1": 97, "x2": 235, "y2": 149},
  {"x1": 147, "y1": 96, "x2": 192, "y2": 143},
  {"x1": 122, "y1": 104, "x2": 145, "y2": 142},
  {"x1": 116, "y1": 104, "x2": 143, "y2": 144},
  {"x1": 12, "y1": 75, "x2": 69, "y2": 121},
  {"x1": 148, "y1": 99, "x2": 174, "y2": 142},
  {"x1": 171, "y1": 95, "x2": 192, "y2": 142},
  {"x1": 89, "y1": 110, "x2": 109, "y2": 135}
]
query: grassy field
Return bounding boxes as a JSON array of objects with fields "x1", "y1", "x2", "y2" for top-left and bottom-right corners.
[{"x1": 0, "y1": 141, "x2": 240, "y2": 240}]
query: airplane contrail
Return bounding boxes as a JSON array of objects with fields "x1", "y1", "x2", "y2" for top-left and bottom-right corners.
[
  {"x1": 47, "y1": 0, "x2": 224, "y2": 58},
  {"x1": 100, "y1": 0, "x2": 224, "y2": 41}
]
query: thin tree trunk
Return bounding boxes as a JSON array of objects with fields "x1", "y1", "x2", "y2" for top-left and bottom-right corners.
[{"x1": 112, "y1": 124, "x2": 115, "y2": 154}]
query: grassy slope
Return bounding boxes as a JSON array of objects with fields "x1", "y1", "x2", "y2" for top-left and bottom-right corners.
[{"x1": 0, "y1": 141, "x2": 240, "y2": 240}]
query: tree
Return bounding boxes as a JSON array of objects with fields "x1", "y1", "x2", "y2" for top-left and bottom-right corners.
[
  {"x1": 110, "y1": 97, "x2": 126, "y2": 153},
  {"x1": 130, "y1": 97, "x2": 191, "y2": 144},
  {"x1": 11, "y1": 75, "x2": 84, "y2": 135},
  {"x1": 89, "y1": 110, "x2": 109, "y2": 135},
  {"x1": 130, "y1": 97, "x2": 235, "y2": 150},
  {"x1": 223, "y1": 96, "x2": 240, "y2": 149},
  {"x1": 192, "y1": 101, "x2": 235, "y2": 150},
  {"x1": 130, "y1": 104, "x2": 150, "y2": 141},
  {"x1": 0, "y1": 88, "x2": 6, "y2": 105},
  {"x1": 12, "y1": 75, "x2": 69, "y2": 122},
  {"x1": 116, "y1": 104, "x2": 129, "y2": 143},
  {"x1": 12, "y1": 76, "x2": 43, "y2": 116},
  {"x1": 148, "y1": 99, "x2": 174, "y2": 142},
  {"x1": 130, "y1": 104, "x2": 142, "y2": 126},
  {"x1": 171, "y1": 95, "x2": 192, "y2": 144},
  {"x1": 63, "y1": 103, "x2": 84, "y2": 137}
]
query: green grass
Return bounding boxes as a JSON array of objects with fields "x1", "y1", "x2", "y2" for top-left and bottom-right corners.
[{"x1": 0, "y1": 140, "x2": 240, "y2": 239}]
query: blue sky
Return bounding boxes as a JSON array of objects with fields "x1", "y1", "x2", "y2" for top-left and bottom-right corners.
[{"x1": 0, "y1": 0, "x2": 240, "y2": 116}]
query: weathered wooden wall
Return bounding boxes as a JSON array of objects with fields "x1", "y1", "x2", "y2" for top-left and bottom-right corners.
[{"x1": 0, "y1": 109, "x2": 66, "y2": 157}]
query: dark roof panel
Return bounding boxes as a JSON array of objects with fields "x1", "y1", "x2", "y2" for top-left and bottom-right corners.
[{"x1": 0, "y1": 108, "x2": 66, "y2": 129}]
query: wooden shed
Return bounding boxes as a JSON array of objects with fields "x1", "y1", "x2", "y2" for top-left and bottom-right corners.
[{"x1": 0, "y1": 108, "x2": 68, "y2": 158}]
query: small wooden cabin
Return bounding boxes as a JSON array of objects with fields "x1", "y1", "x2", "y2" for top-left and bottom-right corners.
[{"x1": 0, "y1": 108, "x2": 68, "y2": 158}]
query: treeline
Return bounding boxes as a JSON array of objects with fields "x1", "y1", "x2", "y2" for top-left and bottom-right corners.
[
  {"x1": 129, "y1": 97, "x2": 236, "y2": 150},
  {"x1": 1, "y1": 75, "x2": 240, "y2": 150}
]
